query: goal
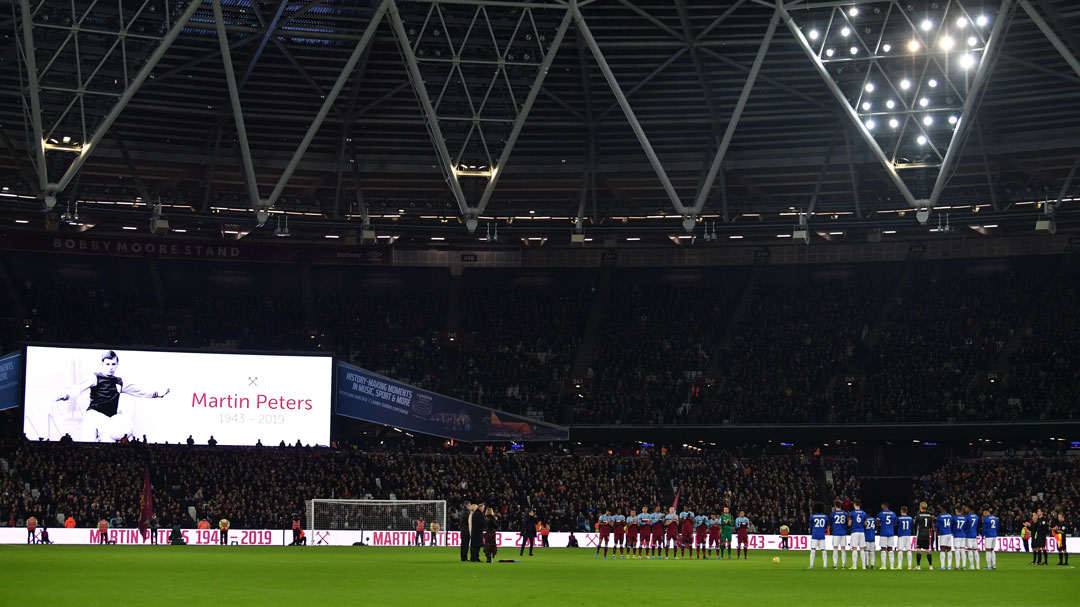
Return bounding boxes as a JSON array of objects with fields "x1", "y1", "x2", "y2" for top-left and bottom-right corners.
[{"x1": 306, "y1": 499, "x2": 447, "y2": 545}]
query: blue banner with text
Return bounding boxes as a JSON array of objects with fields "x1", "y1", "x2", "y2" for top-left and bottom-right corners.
[
  {"x1": 335, "y1": 361, "x2": 568, "y2": 442},
  {"x1": 0, "y1": 351, "x2": 23, "y2": 411}
]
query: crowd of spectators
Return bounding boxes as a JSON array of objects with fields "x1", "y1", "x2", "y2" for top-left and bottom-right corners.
[
  {"x1": 22, "y1": 283, "x2": 159, "y2": 346},
  {"x1": 317, "y1": 292, "x2": 446, "y2": 391},
  {"x1": 0, "y1": 439, "x2": 819, "y2": 535},
  {"x1": 449, "y1": 285, "x2": 590, "y2": 419},
  {"x1": 827, "y1": 458, "x2": 861, "y2": 502},
  {"x1": 3, "y1": 251, "x2": 1077, "y2": 425},
  {"x1": 1000, "y1": 263, "x2": 1080, "y2": 420},
  {"x1": 701, "y1": 270, "x2": 890, "y2": 424},
  {"x1": 579, "y1": 274, "x2": 741, "y2": 424},
  {"x1": 862, "y1": 261, "x2": 1052, "y2": 423},
  {"x1": 913, "y1": 455, "x2": 1080, "y2": 534}
]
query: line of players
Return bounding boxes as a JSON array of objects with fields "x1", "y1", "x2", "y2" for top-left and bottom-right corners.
[
  {"x1": 807, "y1": 499, "x2": 1001, "y2": 571},
  {"x1": 593, "y1": 505, "x2": 756, "y2": 559}
]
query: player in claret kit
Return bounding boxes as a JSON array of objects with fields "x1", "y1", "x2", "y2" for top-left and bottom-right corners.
[
  {"x1": 830, "y1": 500, "x2": 849, "y2": 569},
  {"x1": 611, "y1": 509, "x2": 626, "y2": 559},
  {"x1": 981, "y1": 506, "x2": 999, "y2": 570},
  {"x1": 897, "y1": 505, "x2": 914, "y2": 570},
  {"x1": 707, "y1": 513, "x2": 722, "y2": 559},
  {"x1": 693, "y1": 511, "x2": 708, "y2": 559},
  {"x1": 878, "y1": 502, "x2": 896, "y2": 570},
  {"x1": 719, "y1": 506, "x2": 735, "y2": 559},
  {"x1": 849, "y1": 500, "x2": 868, "y2": 570},
  {"x1": 663, "y1": 507, "x2": 680, "y2": 559},
  {"x1": 679, "y1": 506, "x2": 694, "y2": 558},
  {"x1": 735, "y1": 511, "x2": 750, "y2": 559},
  {"x1": 627, "y1": 510, "x2": 640, "y2": 559},
  {"x1": 651, "y1": 507, "x2": 664, "y2": 559},
  {"x1": 808, "y1": 502, "x2": 829, "y2": 570},
  {"x1": 936, "y1": 507, "x2": 954, "y2": 570},
  {"x1": 638, "y1": 507, "x2": 651, "y2": 559},
  {"x1": 596, "y1": 510, "x2": 612, "y2": 559}
]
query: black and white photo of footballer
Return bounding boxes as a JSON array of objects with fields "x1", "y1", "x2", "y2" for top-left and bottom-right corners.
[{"x1": 55, "y1": 350, "x2": 170, "y2": 442}]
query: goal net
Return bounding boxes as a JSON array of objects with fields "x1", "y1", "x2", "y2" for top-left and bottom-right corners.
[{"x1": 306, "y1": 499, "x2": 447, "y2": 545}]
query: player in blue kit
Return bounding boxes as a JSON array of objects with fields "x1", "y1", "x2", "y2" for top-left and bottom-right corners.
[
  {"x1": 967, "y1": 506, "x2": 980, "y2": 570},
  {"x1": 897, "y1": 506, "x2": 914, "y2": 570},
  {"x1": 981, "y1": 506, "x2": 999, "y2": 570},
  {"x1": 878, "y1": 502, "x2": 897, "y2": 570},
  {"x1": 830, "y1": 500, "x2": 849, "y2": 569},
  {"x1": 864, "y1": 515, "x2": 878, "y2": 569},
  {"x1": 936, "y1": 509, "x2": 954, "y2": 570},
  {"x1": 809, "y1": 502, "x2": 828, "y2": 570},
  {"x1": 953, "y1": 506, "x2": 969, "y2": 569},
  {"x1": 849, "y1": 500, "x2": 868, "y2": 570}
]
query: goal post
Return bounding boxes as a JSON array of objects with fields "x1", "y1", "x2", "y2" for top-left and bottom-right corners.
[{"x1": 306, "y1": 499, "x2": 447, "y2": 545}]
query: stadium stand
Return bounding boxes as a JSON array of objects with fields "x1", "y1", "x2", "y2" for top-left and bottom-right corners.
[
  {"x1": 914, "y1": 455, "x2": 1080, "y2": 534},
  {"x1": 0, "y1": 440, "x2": 819, "y2": 535},
  {"x1": 2, "y1": 251, "x2": 1078, "y2": 425}
]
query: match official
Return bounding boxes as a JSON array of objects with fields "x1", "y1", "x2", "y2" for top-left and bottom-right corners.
[
  {"x1": 1054, "y1": 512, "x2": 1069, "y2": 566},
  {"x1": 1033, "y1": 510, "x2": 1049, "y2": 565},
  {"x1": 520, "y1": 509, "x2": 537, "y2": 557}
]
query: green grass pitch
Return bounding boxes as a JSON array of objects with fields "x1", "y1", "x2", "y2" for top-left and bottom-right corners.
[{"x1": 1, "y1": 546, "x2": 1075, "y2": 606}]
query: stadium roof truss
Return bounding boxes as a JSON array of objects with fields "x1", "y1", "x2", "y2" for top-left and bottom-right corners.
[{"x1": 5, "y1": 0, "x2": 1080, "y2": 237}]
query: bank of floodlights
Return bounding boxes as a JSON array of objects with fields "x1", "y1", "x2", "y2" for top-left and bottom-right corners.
[{"x1": 796, "y1": 2, "x2": 994, "y2": 169}]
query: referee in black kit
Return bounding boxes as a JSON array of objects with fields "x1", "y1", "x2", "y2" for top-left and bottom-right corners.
[
  {"x1": 1053, "y1": 511, "x2": 1069, "y2": 566},
  {"x1": 1032, "y1": 509, "x2": 1050, "y2": 565}
]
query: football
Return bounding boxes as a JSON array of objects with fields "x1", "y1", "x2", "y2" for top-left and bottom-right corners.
[{"x1": 773, "y1": 557, "x2": 780, "y2": 564}]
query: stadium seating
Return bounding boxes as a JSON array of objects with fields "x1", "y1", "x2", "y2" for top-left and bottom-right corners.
[
  {"x1": 0, "y1": 440, "x2": 819, "y2": 535},
  {"x1": 913, "y1": 455, "x2": 1079, "y2": 534},
  {"x1": 3, "y1": 250, "x2": 1076, "y2": 424}
]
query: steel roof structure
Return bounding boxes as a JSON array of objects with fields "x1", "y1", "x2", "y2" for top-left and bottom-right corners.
[{"x1": 1, "y1": 0, "x2": 1078, "y2": 245}]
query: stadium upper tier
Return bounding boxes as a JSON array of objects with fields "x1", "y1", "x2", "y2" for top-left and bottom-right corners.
[{"x1": 1, "y1": 250, "x2": 1076, "y2": 425}]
